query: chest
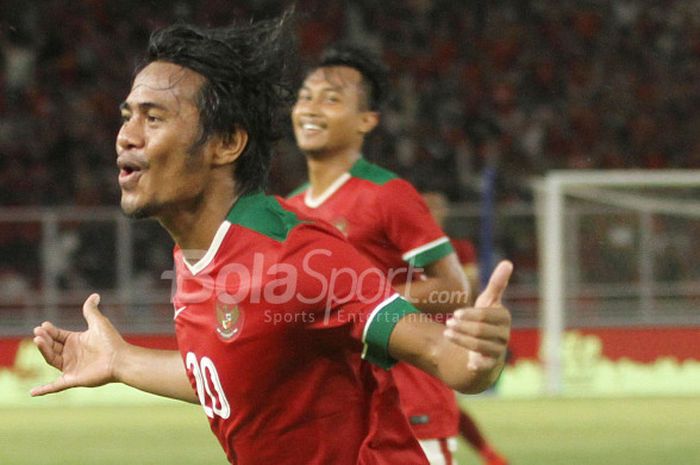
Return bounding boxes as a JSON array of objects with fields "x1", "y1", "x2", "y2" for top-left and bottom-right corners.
[
  {"x1": 299, "y1": 189, "x2": 383, "y2": 246},
  {"x1": 172, "y1": 251, "x2": 320, "y2": 394}
]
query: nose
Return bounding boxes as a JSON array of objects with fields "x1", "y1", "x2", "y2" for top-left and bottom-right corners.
[
  {"x1": 116, "y1": 117, "x2": 144, "y2": 153},
  {"x1": 294, "y1": 96, "x2": 319, "y2": 116}
]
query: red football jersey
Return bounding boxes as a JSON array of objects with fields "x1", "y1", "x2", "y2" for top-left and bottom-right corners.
[
  {"x1": 172, "y1": 192, "x2": 428, "y2": 465},
  {"x1": 451, "y1": 237, "x2": 477, "y2": 266},
  {"x1": 287, "y1": 158, "x2": 461, "y2": 439}
]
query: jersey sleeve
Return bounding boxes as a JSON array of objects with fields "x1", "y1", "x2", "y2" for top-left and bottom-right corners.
[
  {"x1": 359, "y1": 293, "x2": 417, "y2": 368},
  {"x1": 282, "y1": 222, "x2": 419, "y2": 369},
  {"x1": 378, "y1": 179, "x2": 454, "y2": 267}
]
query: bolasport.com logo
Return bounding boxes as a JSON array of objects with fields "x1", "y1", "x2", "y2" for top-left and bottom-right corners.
[{"x1": 160, "y1": 247, "x2": 471, "y2": 314}]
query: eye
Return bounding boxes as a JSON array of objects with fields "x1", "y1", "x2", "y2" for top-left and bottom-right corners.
[
  {"x1": 146, "y1": 114, "x2": 161, "y2": 123},
  {"x1": 120, "y1": 113, "x2": 131, "y2": 123}
]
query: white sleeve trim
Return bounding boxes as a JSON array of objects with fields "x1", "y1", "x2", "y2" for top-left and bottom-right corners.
[
  {"x1": 361, "y1": 293, "x2": 401, "y2": 343},
  {"x1": 401, "y1": 236, "x2": 451, "y2": 262}
]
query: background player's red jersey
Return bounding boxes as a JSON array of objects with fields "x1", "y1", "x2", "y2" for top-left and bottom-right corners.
[
  {"x1": 287, "y1": 158, "x2": 461, "y2": 439},
  {"x1": 173, "y1": 192, "x2": 428, "y2": 465},
  {"x1": 451, "y1": 237, "x2": 477, "y2": 266}
]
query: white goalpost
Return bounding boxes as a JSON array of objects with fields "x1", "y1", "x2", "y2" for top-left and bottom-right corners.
[{"x1": 533, "y1": 170, "x2": 700, "y2": 395}]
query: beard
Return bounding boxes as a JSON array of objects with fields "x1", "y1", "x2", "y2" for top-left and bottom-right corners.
[
  {"x1": 120, "y1": 198, "x2": 161, "y2": 220},
  {"x1": 120, "y1": 190, "x2": 206, "y2": 223},
  {"x1": 122, "y1": 204, "x2": 156, "y2": 220}
]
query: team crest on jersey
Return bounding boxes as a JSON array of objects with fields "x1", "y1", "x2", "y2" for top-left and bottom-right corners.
[
  {"x1": 216, "y1": 303, "x2": 244, "y2": 341},
  {"x1": 332, "y1": 217, "x2": 348, "y2": 236}
]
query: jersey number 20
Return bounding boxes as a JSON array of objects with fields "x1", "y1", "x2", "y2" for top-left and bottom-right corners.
[{"x1": 186, "y1": 352, "x2": 231, "y2": 419}]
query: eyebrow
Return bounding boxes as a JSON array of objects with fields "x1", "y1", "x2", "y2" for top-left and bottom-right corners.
[
  {"x1": 119, "y1": 101, "x2": 169, "y2": 113},
  {"x1": 300, "y1": 83, "x2": 345, "y2": 95}
]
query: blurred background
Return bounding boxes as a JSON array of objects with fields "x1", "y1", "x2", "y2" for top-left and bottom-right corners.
[{"x1": 0, "y1": 1, "x2": 699, "y2": 463}]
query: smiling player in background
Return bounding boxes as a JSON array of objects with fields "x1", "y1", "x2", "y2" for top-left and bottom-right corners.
[{"x1": 287, "y1": 43, "x2": 504, "y2": 465}]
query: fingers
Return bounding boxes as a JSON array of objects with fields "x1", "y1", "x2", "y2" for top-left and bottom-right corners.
[
  {"x1": 33, "y1": 323, "x2": 65, "y2": 369},
  {"x1": 444, "y1": 304, "x2": 512, "y2": 361},
  {"x1": 34, "y1": 321, "x2": 70, "y2": 344},
  {"x1": 452, "y1": 306, "x2": 511, "y2": 326},
  {"x1": 30, "y1": 376, "x2": 73, "y2": 397},
  {"x1": 33, "y1": 334, "x2": 63, "y2": 368},
  {"x1": 474, "y1": 260, "x2": 513, "y2": 308},
  {"x1": 31, "y1": 324, "x2": 73, "y2": 396},
  {"x1": 82, "y1": 293, "x2": 103, "y2": 328},
  {"x1": 444, "y1": 322, "x2": 507, "y2": 358},
  {"x1": 467, "y1": 351, "x2": 497, "y2": 371}
]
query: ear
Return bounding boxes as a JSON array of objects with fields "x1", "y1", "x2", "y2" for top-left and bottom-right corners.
[
  {"x1": 358, "y1": 111, "x2": 379, "y2": 135},
  {"x1": 211, "y1": 126, "x2": 248, "y2": 166}
]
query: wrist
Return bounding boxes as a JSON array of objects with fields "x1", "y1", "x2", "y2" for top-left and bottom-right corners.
[{"x1": 109, "y1": 338, "x2": 132, "y2": 384}]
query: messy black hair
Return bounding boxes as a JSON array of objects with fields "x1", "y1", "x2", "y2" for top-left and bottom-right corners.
[
  {"x1": 139, "y1": 11, "x2": 297, "y2": 195},
  {"x1": 317, "y1": 43, "x2": 389, "y2": 111}
]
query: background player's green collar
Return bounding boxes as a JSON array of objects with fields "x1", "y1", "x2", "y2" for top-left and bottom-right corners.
[{"x1": 349, "y1": 157, "x2": 398, "y2": 185}]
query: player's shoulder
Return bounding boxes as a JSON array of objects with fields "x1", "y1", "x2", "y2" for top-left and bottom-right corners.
[
  {"x1": 227, "y1": 191, "x2": 307, "y2": 242},
  {"x1": 238, "y1": 193, "x2": 346, "y2": 246},
  {"x1": 275, "y1": 212, "x2": 355, "y2": 270},
  {"x1": 283, "y1": 211, "x2": 347, "y2": 246},
  {"x1": 349, "y1": 158, "x2": 399, "y2": 186},
  {"x1": 349, "y1": 158, "x2": 421, "y2": 200}
]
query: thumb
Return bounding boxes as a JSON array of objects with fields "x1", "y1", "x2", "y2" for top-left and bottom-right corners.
[
  {"x1": 82, "y1": 293, "x2": 104, "y2": 327},
  {"x1": 474, "y1": 260, "x2": 513, "y2": 308}
]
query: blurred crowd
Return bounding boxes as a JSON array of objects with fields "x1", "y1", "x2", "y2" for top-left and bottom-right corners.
[
  {"x1": 3, "y1": 0, "x2": 700, "y2": 207},
  {"x1": 1, "y1": 0, "x2": 700, "y2": 301}
]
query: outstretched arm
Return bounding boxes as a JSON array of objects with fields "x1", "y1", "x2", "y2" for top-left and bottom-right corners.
[
  {"x1": 388, "y1": 260, "x2": 512, "y2": 393},
  {"x1": 31, "y1": 294, "x2": 197, "y2": 403}
]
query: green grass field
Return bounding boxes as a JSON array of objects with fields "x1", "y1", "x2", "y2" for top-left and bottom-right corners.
[{"x1": 1, "y1": 396, "x2": 698, "y2": 465}]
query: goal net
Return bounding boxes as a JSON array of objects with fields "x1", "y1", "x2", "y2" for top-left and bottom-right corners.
[{"x1": 533, "y1": 170, "x2": 700, "y2": 394}]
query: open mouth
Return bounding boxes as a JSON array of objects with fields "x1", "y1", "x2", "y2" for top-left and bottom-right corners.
[
  {"x1": 121, "y1": 164, "x2": 139, "y2": 176},
  {"x1": 118, "y1": 159, "x2": 145, "y2": 188},
  {"x1": 298, "y1": 122, "x2": 326, "y2": 142},
  {"x1": 120, "y1": 161, "x2": 142, "y2": 177},
  {"x1": 299, "y1": 121, "x2": 325, "y2": 134},
  {"x1": 302, "y1": 122, "x2": 323, "y2": 131}
]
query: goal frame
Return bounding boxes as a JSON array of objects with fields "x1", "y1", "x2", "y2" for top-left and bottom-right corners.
[{"x1": 533, "y1": 170, "x2": 700, "y2": 395}]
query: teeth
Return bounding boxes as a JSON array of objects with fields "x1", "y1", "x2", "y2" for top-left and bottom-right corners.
[{"x1": 302, "y1": 123, "x2": 322, "y2": 130}]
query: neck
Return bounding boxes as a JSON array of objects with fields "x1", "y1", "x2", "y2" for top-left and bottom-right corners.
[
  {"x1": 158, "y1": 175, "x2": 238, "y2": 258},
  {"x1": 306, "y1": 150, "x2": 361, "y2": 198}
]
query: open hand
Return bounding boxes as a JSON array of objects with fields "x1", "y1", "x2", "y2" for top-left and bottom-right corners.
[{"x1": 31, "y1": 293, "x2": 126, "y2": 396}]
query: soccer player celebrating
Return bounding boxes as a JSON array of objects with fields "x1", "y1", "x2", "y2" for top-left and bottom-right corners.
[
  {"x1": 287, "y1": 44, "x2": 498, "y2": 464},
  {"x1": 30, "y1": 14, "x2": 512, "y2": 465}
]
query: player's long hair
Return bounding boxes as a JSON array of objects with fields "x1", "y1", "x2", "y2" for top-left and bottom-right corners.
[
  {"x1": 138, "y1": 11, "x2": 297, "y2": 195},
  {"x1": 317, "y1": 44, "x2": 389, "y2": 111}
]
